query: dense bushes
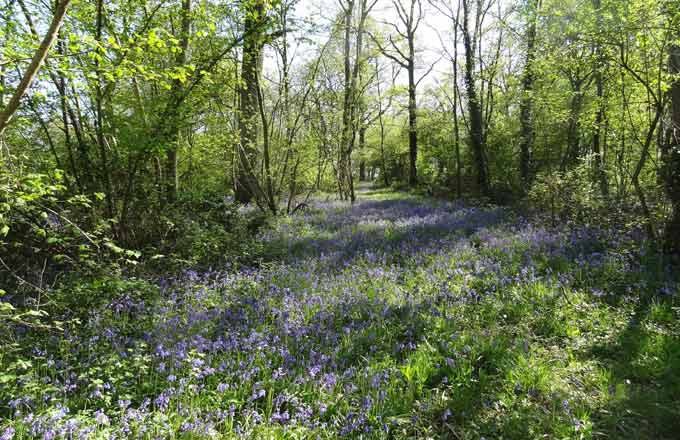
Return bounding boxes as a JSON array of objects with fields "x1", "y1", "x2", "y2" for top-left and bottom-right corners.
[
  {"x1": 0, "y1": 169, "x2": 127, "y2": 303},
  {"x1": 147, "y1": 189, "x2": 266, "y2": 271},
  {"x1": 0, "y1": 167, "x2": 266, "y2": 291},
  {"x1": 526, "y1": 160, "x2": 666, "y2": 236}
]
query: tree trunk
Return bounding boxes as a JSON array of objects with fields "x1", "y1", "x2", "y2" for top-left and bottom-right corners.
[
  {"x1": 408, "y1": 56, "x2": 418, "y2": 186},
  {"x1": 563, "y1": 79, "x2": 583, "y2": 171},
  {"x1": 452, "y1": 2, "x2": 462, "y2": 198},
  {"x1": 256, "y1": 70, "x2": 276, "y2": 213},
  {"x1": 592, "y1": 0, "x2": 608, "y2": 196},
  {"x1": 519, "y1": 0, "x2": 539, "y2": 190},
  {"x1": 235, "y1": 0, "x2": 265, "y2": 204},
  {"x1": 663, "y1": 41, "x2": 680, "y2": 255},
  {"x1": 0, "y1": 2, "x2": 9, "y2": 109},
  {"x1": 340, "y1": 0, "x2": 354, "y2": 201},
  {"x1": 358, "y1": 126, "x2": 366, "y2": 181},
  {"x1": 162, "y1": 0, "x2": 191, "y2": 205},
  {"x1": 94, "y1": 0, "x2": 114, "y2": 218},
  {"x1": 340, "y1": 0, "x2": 372, "y2": 202},
  {"x1": 0, "y1": 0, "x2": 72, "y2": 135},
  {"x1": 461, "y1": 0, "x2": 489, "y2": 196}
]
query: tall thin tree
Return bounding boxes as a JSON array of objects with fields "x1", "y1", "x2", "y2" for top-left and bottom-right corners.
[
  {"x1": 371, "y1": 0, "x2": 429, "y2": 187},
  {"x1": 461, "y1": 0, "x2": 489, "y2": 195},
  {"x1": 519, "y1": 0, "x2": 539, "y2": 190}
]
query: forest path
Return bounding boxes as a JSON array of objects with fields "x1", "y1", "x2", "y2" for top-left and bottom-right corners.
[{"x1": 257, "y1": 185, "x2": 507, "y2": 271}]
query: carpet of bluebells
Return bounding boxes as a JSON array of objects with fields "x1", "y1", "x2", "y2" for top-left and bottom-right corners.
[{"x1": 2, "y1": 188, "x2": 680, "y2": 439}]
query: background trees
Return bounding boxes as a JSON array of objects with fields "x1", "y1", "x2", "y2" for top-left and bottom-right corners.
[{"x1": 1, "y1": 0, "x2": 679, "y2": 262}]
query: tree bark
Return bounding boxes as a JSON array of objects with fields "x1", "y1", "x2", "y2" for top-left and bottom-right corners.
[
  {"x1": 340, "y1": 0, "x2": 374, "y2": 202},
  {"x1": 340, "y1": 0, "x2": 354, "y2": 201},
  {"x1": 562, "y1": 78, "x2": 583, "y2": 171},
  {"x1": 375, "y1": 60, "x2": 390, "y2": 187},
  {"x1": 519, "y1": 0, "x2": 539, "y2": 190},
  {"x1": 461, "y1": 0, "x2": 489, "y2": 196},
  {"x1": 94, "y1": 0, "x2": 114, "y2": 218},
  {"x1": 256, "y1": 69, "x2": 277, "y2": 213},
  {"x1": 452, "y1": 1, "x2": 462, "y2": 198},
  {"x1": 592, "y1": 0, "x2": 608, "y2": 196},
  {"x1": 359, "y1": 126, "x2": 366, "y2": 181},
  {"x1": 163, "y1": 0, "x2": 191, "y2": 205},
  {"x1": 407, "y1": 54, "x2": 418, "y2": 186},
  {"x1": 235, "y1": 0, "x2": 266, "y2": 204},
  {"x1": 663, "y1": 41, "x2": 680, "y2": 255}
]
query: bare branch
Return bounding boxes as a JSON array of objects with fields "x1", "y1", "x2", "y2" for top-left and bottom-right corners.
[
  {"x1": 368, "y1": 31, "x2": 408, "y2": 67},
  {"x1": 416, "y1": 55, "x2": 442, "y2": 87}
]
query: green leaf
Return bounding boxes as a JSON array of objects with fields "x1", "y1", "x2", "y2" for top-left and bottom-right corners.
[
  {"x1": 105, "y1": 241, "x2": 125, "y2": 254},
  {"x1": 0, "y1": 374, "x2": 16, "y2": 384},
  {"x1": 0, "y1": 302, "x2": 15, "y2": 312}
]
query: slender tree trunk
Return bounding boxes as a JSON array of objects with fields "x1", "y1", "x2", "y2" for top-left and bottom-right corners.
[
  {"x1": 563, "y1": 79, "x2": 583, "y2": 171},
  {"x1": 593, "y1": 71, "x2": 608, "y2": 194},
  {"x1": 631, "y1": 105, "x2": 663, "y2": 240},
  {"x1": 519, "y1": 0, "x2": 539, "y2": 190},
  {"x1": 94, "y1": 0, "x2": 115, "y2": 218},
  {"x1": 592, "y1": 0, "x2": 608, "y2": 196},
  {"x1": 452, "y1": 2, "x2": 462, "y2": 198},
  {"x1": 0, "y1": 0, "x2": 72, "y2": 135},
  {"x1": 340, "y1": 0, "x2": 373, "y2": 202},
  {"x1": 359, "y1": 126, "x2": 366, "y2": 181},
  {"x1": 164, "y1": 0, "x2": 191, "y2": 205},
  {"x1": 56, "y1": 32, "x2": 82, "y2": 191},
  {"x1": 340, "y1": 0, "x2": 354, "y2": 201},
  {"x1": 380, "y1": 120, "x2": 389, "y2": 186},
  {"x1": 374, "y1": 60, "x2": 390, "y2": 187},
  {"x1": 0, "y1": 1, "x2": 9, "y2": 109},
  {"x1": 663, "y1": 40, "x2": 680, "y2": 255},
  {"x1": 407, "y1": 55, "x2": 418, "y2": 186},
  {"x1": 256, "y1": 70, "x2": 276, "y2": 213},
  {"x1": 17, "y1": 0, "x2": 91, "y2": 187}
]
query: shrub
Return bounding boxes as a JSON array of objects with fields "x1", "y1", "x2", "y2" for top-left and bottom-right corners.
[
  {"x1": 527, "y1": 161, "x2": 611, "y2": 229},
  {"x1": 150, "y1": 189, "x2": 266, "y2": 270},
  {"x1": 0, "y1": 168, "x2": 133, "y2": 306}
]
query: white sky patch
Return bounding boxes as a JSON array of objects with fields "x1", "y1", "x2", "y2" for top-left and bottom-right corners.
[{"x1": 262, "y1": 0, "x2": 517, "y2": 107}]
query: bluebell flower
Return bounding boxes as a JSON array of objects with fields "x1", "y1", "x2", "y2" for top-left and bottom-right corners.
[{"x1": 0, "y1": 427, "x2": 15, "y2": 440}]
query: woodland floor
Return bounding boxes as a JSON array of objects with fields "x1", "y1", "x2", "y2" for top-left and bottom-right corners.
[{"x1": 5, "y1": 186, "x2": 680, "y2": 439}]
